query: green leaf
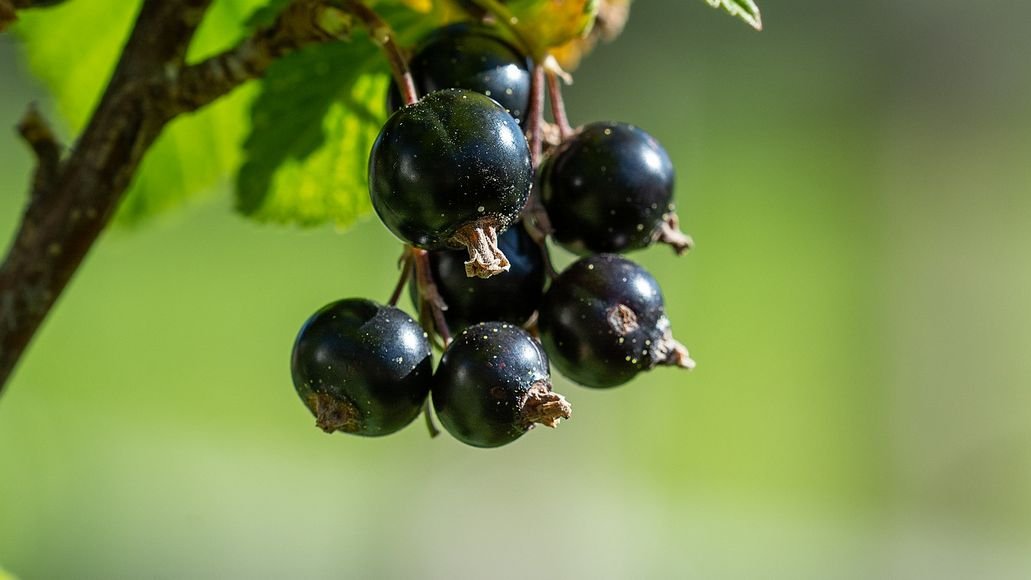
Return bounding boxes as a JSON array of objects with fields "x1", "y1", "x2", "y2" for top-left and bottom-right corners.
[
  {"x1": 13, "y1": 2, "x2": 140, "y2": 130},
  {"x1": 236, "y1": 40, "x2": 385, "y2": 227},
  {"x1": 704, "y1": 0, "x2": 762, "y2": 30},
  {"x1": 236, "y1": 6, "x2": 447, "y2": 229},
  {"x1": 13, "y1": 0, "x2": 451, "y2": 229},
  {"x1": 13, "y1": 0, "x2": 271, "y2": 225},
  {"x1": 245, "y1": 0, "x2": 293, "y2": 29}
]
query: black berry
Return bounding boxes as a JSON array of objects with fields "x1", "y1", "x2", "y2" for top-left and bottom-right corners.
[
  {"x1": 538, "y1": 254, "x2": 694, "y2": 388},
  {"x1": 388, "y1": 23, "x2": 531, "y2": 123},
  {"x1": 369, "y1": 89, "x2": 533, "y2": 278},
  {"x1": 433, "y1": 322, "x2": 572, "y2": 448},
  {"x1": 410, "y1": 224, "x2": 546, "y2": 332},
  {"x1": 541, "y1": 122, "x2": 693, "y2": 255},
  {"x1": 291, "y1": 299, "x2": 433, "y2": 436}
]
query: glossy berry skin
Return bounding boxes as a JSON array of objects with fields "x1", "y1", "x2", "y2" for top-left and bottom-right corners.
[
  {"x1": 433, "y1": 323, "x2": 568, "y2": 448},
  {"x1": 541, "y1": 122, "x2": 677, "y2": 254},
  {"x1": 410, "y1": 225, "x2": 546, "y2": 331},
  {"x1": 538, "y1": 255, "x2": 685, "y2": 388},
  {"x1": 369, "y1": 89, "x2": 532, "y2": 251},
  {"x1": 291, "y1": 299, "x2": 432, "y2": 436},
  {"x1": 388, "y1": 23, "x2": 531, "y2": 122}
]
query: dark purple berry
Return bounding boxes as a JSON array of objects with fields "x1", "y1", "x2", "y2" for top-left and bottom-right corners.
[
  {"x1": 291, "y1": 299, "x2": 432, "y2": 436},
  {"x1": 541, "y1": 122, "x2": 693, "y2": 255},
  {"x1": 432, "y1": 322, "x2": 571, "y2": 448},
  {"x1": 388, "y1": 23, "x2": 531, "y2": 122},
  {"x1": 538, "y1": 254, "x2": 694, "y2": 388},
  {"x1": 369, "y1": 89, "x2": 532, "y2": 278},
  {"x1": 410, "y1": 225, "x2": 546, "y2": 332}
]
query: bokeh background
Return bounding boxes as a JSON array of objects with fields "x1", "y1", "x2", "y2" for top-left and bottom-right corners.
[{"x1": 2, "y1": 1, "x2": 1031, "y2": 578}]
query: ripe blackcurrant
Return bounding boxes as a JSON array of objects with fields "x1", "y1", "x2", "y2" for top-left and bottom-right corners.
[
  {"x1": 541, "y1": 122, "x2": 693, "y2": 255},
  {"x1": 410, "y1": 224, "x2": 546, "y2": 332},
  {"x1": 388, "y1": 23, "x2": 531, "y2": 122},
  {"x1": 433, "y1": 322, "x2": 572, "y2": 448},
  {"x1": 538, "y1": 254, "x2": 694, "y2": 389},
  {"x1": 291, "y1": 299, "x2": 433, "y2": 436},
  {"x1": 369, "y1": 89, "x2": 533, "y2": 278}
]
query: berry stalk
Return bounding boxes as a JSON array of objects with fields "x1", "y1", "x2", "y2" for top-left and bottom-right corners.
[
  {"x1": 546, "y1": 71, "x2": 575, "y2": 140},
  {"x1": 412, "y1": 247, "x2": 452, "y2": 347},
  {"x1": 387, "y1": 249, "x2": 413, "y2": 307},
  {"x1": 526, "y1": 64, "x2": 546, "y2": 167},
  {"x1": 339, "y1": 0, "x2": 418, "y2": 105}
]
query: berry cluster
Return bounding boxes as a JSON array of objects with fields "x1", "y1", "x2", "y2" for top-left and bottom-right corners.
[{"x1": 291, "y1": 21, "x2": 695, "y2": 448}]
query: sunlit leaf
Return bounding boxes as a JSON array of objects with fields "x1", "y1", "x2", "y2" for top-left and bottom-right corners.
[
  {"x1": 704, "y1": 0, "x2": 762, "y2": 31},
  {"x1": 507, "y1": 0, "x2": 599, "y2": 50},
  {"x1": 235, "y1": 41, "x2": 383, "y2": 228},
  {"x1": 235, "y1": 6, "x2": 449, "y2": 228},
  {"x1": 13, "y1": 0, "x2": 273, "y2": 224}
]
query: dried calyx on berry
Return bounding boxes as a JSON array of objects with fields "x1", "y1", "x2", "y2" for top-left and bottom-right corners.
[
  {"x1": 432, "y1": 322, "x2": 571, "y2": 448},
  {"x1": 538, "y1": 254, "x2": 695, "y2": 389},
  {"x1": 541, "y1": 122, "x2": 693, "y2": 255},
  {"x1": 409, "y1": 225, "x2": 546, "y2": 333},
  {"x1": 291, "y1": 299, "x2": 433, "y2": 436},
  {"x1": 369, "y1": 89, "x2": 532, "y2": 278}
]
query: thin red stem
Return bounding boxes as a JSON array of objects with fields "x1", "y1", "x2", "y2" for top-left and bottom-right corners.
[
  {"x1": 341, "y1": 0, "x2": 418, "y2": 104},
  {"x1": 411, "y1": 247, "x2": 452, "y2": 347},
  {"x1": 546, "y1": 71, "x2": 574, "y2": 140},
  {"x1": 422, "y1": 399, "x2": 441, "y2": 438},
  {"x1": 527, "y1": 64, "x2": 546, "y2": 167},
  {"x1": 387, "y1": 251, "x2": 413, "y2": 307}
]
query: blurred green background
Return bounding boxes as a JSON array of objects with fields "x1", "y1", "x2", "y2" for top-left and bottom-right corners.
[{"x1": 2, "y1": 1, "x2": 1031, "y2": 578}]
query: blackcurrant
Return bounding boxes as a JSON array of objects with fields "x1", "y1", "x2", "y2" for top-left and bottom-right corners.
[
  {"x1": 388, "y1": 23, "x2": 531, "y2": 123},
  {"x1": 409, "y1": 224, "x2": 546, "y2": 332},
  {"x1": 433, "y1": 322, "x2": 572, "y2": 448},
  {"x1": 369, "y1": 89, "x2": 533, "y2": 278},
  {"x1": 291, "y1": 299, "x2": 433, "y2": 436},
  {"x1": 541, "y1": 122, "x2": 693, "y2": 255},
  {"x1": 538, "y1": 254, "x2": 694, "y2": 389}
]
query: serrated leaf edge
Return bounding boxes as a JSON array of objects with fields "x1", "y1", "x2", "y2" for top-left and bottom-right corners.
[{"x1": 705, "y1": 0, "x2": 762, "y2": 31}]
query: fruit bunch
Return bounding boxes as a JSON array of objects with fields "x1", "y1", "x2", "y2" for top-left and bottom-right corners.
[{"x1": 290, "y1": 16, "x2": 695, "y2": 448}]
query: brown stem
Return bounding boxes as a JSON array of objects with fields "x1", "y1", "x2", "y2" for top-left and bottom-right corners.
[
  {"x1": 340, "y1": 0, "x2": 418, "y2": 105},
  {"x1": 526, "y1": 64, "x2": 546, "y2": 167},
  {"x1": 422, "y1": 399, "x2": 441, "y2": 438},
  {"x1": 0, "y1": 0, "x2": 362, "y2": 395},
  {"x1": 546, "y1": 71, "x2": 574, "y2": 140},
  {"x1": 0, "y1": 0, "x2": 26, "y2": 32},
  {"x1": 412, "y1": 247, "x2": 452, "y2": 346},
  {"x1": 16, "y1": 106, "x2": 62, "y2": 197},
  {"x1": 387, "y1": 250, "x2": 413, "y2": 307}
]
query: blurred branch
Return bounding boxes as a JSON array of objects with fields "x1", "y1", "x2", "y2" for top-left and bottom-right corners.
[
  {"x1": 0, "y1": 0, "x2": 18, "y2": 32},
  {"x1": 0, "y1": 0, "x2": 356, "y2": 394},
  {"x1": 16, "y1": 105, "x2": 62, "y2": 196}
]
